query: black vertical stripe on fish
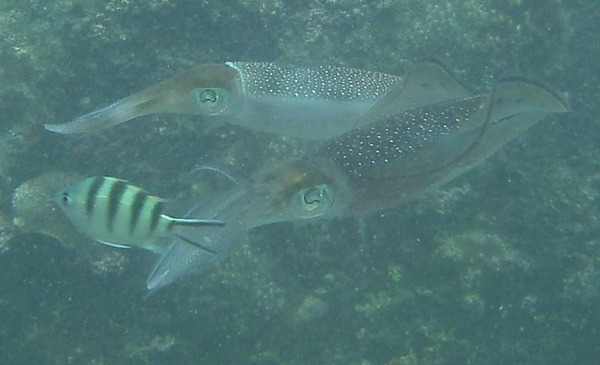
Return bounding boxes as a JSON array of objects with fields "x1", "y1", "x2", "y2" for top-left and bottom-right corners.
[
  {"x1": 149, "y1": 201, "x2": 164, "y2": 233},
  {"x1": 85, "y1": 177, "x2": 105, "y2": 217},
  {"x1": 106, "y1": 179, "x2": 127, "y2": 231},
  {"x1": 129, "y1": 190, "x2": 148, "y2": 234}
]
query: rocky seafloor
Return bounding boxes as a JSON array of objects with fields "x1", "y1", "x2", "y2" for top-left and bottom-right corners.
[{"x1": 0, "y1": 1, "x2": 598, "y2": 364}]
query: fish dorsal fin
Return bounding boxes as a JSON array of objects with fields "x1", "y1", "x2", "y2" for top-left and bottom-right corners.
[{"x1": 358, "y1": 62, "x2": 473, "y2": 127}]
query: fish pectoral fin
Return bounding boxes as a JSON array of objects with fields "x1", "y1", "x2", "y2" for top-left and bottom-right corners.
[{"x1": 96, "y1": 240, "x2": 131, "y2": 249}]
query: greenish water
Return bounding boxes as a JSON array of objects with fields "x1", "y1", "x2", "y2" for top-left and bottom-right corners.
[{"x1": 0, "y1": 1, "x2": 598, "y2": 364}]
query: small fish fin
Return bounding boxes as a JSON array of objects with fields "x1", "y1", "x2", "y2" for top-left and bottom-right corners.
[
  {"x1": 97, "y1": 240, "x2": 131, "y2": 249},
  {"x1": 102, "y1": 176, "x2": 129, "y2": 184},
  {"x1": 168, "y1": 216, "x2": 225, "y2": 227},
  {"x1": 154, "y1": 196, "x2": 170, "y2": 204},
  {"x1": 358, "y1": 61, "x2": 473, "y2": 126}
]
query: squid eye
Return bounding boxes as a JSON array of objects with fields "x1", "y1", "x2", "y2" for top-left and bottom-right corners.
[
  {"x1": 61, "y1": 192, "x2": 71, "y2": 206},
  {"x1": 199, "y1": 89, "x2": 217, "y2": 103},
  {"x1": 303, "y1": 188, "x2": 323, "y2": 205}
]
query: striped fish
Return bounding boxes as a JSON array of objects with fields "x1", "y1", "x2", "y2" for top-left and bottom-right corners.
[{"x1": 55, "y1": 176, "x2": 224, "y2": 254}]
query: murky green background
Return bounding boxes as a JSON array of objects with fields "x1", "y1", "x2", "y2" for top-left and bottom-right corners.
[{"x1": 0, "y1": 1, "x2": 598, "y2": 364}]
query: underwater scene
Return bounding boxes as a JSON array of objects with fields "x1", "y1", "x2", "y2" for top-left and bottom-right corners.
[{"x1": 0, "y1": 1, "x2": 598, "y2": 364}]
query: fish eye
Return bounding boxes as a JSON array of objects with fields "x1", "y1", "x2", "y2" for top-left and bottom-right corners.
[
  {"x1": 303, "y1": 187, "x2": 324, "y2": 205},
  {"x1": 199, "y1": 89, "x2": 218, "y2": 103},
  {"x1": 61, "y1": 192, "x2": 71, "y2": 206},
  {"x1": 292, "y1": 184, "x2": 333, "y2": 219},
  {"x1": 191, "y1": 88, "x2": 230, "y2": 115}
]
